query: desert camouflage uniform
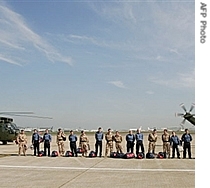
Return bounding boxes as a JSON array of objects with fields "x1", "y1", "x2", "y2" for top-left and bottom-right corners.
[
  {"x1": 162, "y1": 132, "x2": 171, "y2": 158},
  {"x1": 105, "y1": 133, "x2": 114, "y2": 156},
  {"x1": 114, "y1": 134, "x2": 123, "y2": 153},
  {"x1": 57, "y1": 132, "x2": 66, "y2": 156},
  {"x1": 79, "y1": 134, "x2": 89, "y2": 157},
  {"x1": 17, "y1": 132, "x2": 27, "y2": 156},
  {"x1": 148, "y1": 133, "x2": 157, "y2": 154}
]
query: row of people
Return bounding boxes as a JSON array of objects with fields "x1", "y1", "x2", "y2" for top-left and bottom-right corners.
[{"x1": 16, "y1": 127, "x2": 193, "y2": 159}]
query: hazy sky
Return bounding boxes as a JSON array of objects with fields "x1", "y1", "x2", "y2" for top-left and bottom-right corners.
[{"x1": 0, "y1": 0, "x2": 195, "y2": 131}]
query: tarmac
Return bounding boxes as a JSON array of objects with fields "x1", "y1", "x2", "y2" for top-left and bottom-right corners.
[{"x1": 0, "y1": 132, "x2": 195, "y2": 188}]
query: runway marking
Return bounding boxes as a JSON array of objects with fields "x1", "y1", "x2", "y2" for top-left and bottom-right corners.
[{"x1": 0, "y1": 165, "x2": 194, "y2": 172}]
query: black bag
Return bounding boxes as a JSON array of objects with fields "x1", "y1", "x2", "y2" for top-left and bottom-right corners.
[
  {"x1": 89, "y1": 151, "x2": 97, "y2": 158},
  {"x1": 157, "y1": 152, "x2": 166, "y2": 159},
  {"x1": 146, "y1": 152, "x2": 155, "y2": 159},
  {"x1": 110, "y1": 152, "x2": 125, "y2": 158},
  {"x1": 110, "y1": 152, "x2": 118, "y2": 158},
  {"x1": 76, "y1": 147, "x2": 84, "y2": 154},
  {"x1": 65, "y1": 150, "x2": 74, "y2": 157},
  {"x1": 117, "y1": 152, "x2": 125, "y2": 158},
  {"x1": 136, "y1": 152, "x2": 145, "y2": 159},
  {"x1": 51, "y1": 150, "x2": 59, "y2": 157},
  {"x1": 38, "y1": 150, "x2": 44, "y2": 157},
  {"x1": 124, "y1": 152, "x2": 135, "y2": 159}
]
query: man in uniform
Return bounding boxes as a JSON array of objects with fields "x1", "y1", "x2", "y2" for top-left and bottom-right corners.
[
  {"x1": 95, "y1": 127, "x2": 103, "y2": 157},
  {"x1": 126, "y1": 130, "x2": 135, "y2": 153},
  {"x1": 181, "y1": 128, "x2": 192, "y2": 159},
  {"x1": 31, "y1": 129, "x2": 41, "y2": 156},
  {"x1": 162, "y1": 129, "x2": 171, "y2": 158},
  {"x1": 79, "y1": 130, "x2": 89, "y2": 157},
  {"x1": 113, "y1": 131, "x2": 123, "y2": 153},
  {"x1": 56, "y1": 128, "x2": 66, "y2": 156},
  {"x1": 148, "y1": 129, "x2": 157, "y2": 154},
  {"x1": 68, "y1": 130, "x2": 78, "y2": 157},
  {"x1": 105, "y1": 128, "x2": 114, "y2": 157},
  {"x1": 170, "y1": 131, "x2": 180, "y2": 159},
  {"x1": 135, "y1": 128, "x2": 145, "y2": 155},
  {"x1": 42, "y1": 129, "x2": 52, "y2": 157},
  {"x1": 17, "y1": 129, "x2": 27, "y2": 156}
]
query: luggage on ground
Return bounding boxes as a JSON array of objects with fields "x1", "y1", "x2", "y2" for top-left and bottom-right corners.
[
  {"x1": 65, "y1": 150, "x2": 74, "y2": 157},
  {"x1": 124, "y1": 152, "x2": 135, "y2": 159},
  {"x1": 146, "y1": 152, "x2": 155, "y2": 159}
]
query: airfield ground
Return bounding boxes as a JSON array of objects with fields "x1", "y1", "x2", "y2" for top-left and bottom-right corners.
[{"x1": 0, "y1": 132, "x2": 195, "y2": 188}]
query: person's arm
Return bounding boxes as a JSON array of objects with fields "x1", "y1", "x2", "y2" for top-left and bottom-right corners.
[{"x1": 32, "y1": 133, "x2": 34, "y2": 144}]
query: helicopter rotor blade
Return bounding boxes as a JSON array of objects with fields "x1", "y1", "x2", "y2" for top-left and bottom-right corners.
[
  {"x1": 180, "y1": 103, "x2": 187, "y2": 112},
  {"x1": 0, "y1": 112, "x2": 34, "y2": 115},
  {"x1": 9, "y1": 114, "x2": 53, "y2": 119},
  {"x1": 189, "y1": 103, "x2": 195, "y2": 113},
  {"x1": 180, "y1": 119, "x2": 186, "y2": 126},
  {"x1": 176, "y1": 113, "x2": 184, "y2": 117}
]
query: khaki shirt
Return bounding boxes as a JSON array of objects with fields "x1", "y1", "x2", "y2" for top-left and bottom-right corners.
[
  {"x1": 17, "y1": 133, "x2": 27, "y2": 143},
  {"x1": 162, "y1": 133, "x2": 170, "y2": 142},
  {"x1": 105, "y1": 133, "x2": 113, "y2": 142},
  {"x1": 56, "y1": 132, "x2": 66, "y2": 142},
  {"x1": 114, "y1": 135, "x2": 122, "y2": 143},
  {"x1": 148, "y1": 133, "x2": 157, "y2": 142},
  {"x1": 80, "y1": 134, "x2": 89, "y2": 144}
]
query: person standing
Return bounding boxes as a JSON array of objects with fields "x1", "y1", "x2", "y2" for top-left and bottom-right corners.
[
  {"x1": 31, "y1": 129, "x2": 41, "y2": 156},
  {"x1": 16, "y1": 129, "x2": 27, "y2": 156},
  {"x1": 95, "y1": 127, "x2": 103, "y2": 157},
  {"x1": 135, "y1": 128, "x2": 145, "y2": 155},
  {"x1": 181, "y1": 129, "x2": 192, "y2": 159},
  {"x1": 170, "y1": 131, "x2": 180, "y2": 159},
  {"x1": 68, "y1": 130, "x2": 78, "y2": 157},
  {"x1": 42, "y1": 129, "x2": 52, "y2": 157},
  {"x1": 56, "y1": 128, "x2": 66, "y2": 156},
  {"x1": 113, "y1": 131, "x2": 123, "y2": 153},
  {"x1": 162, "y1": 129, "x2": 171, "y2": 158},
  {"x1": 105, "y1": 128, "x2": 114, "y2": 157},
  {"x1": 79, "y1": 130, "x2": 89, "y2": 157},
  {"x1": 126, "y1": 130, "x2": 135, "y2": 153},
  {"x1": 148, "y1": 129, "x2": 157, "y2": 154}
]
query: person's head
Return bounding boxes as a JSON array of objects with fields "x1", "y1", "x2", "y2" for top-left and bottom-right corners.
[
  {"x1": 98, "y1": 127, "x2": 102, "y2": 132},
  {"x1": 185, "y1": 128, "x2": 189, "y2": 134},
  {"x1": 34, "y1": 129, "x2": 37, "y2": 133},
  {"x1": 153, "y1": 129, "x2": 157, "y2": 134},
  {"x1": 58, "y1": 128, "x2": 62, "y2": 132},
  {"x1": 20, "y1": 129, "x2": 24, "y2": 134},
  {"x1": 137, "y1": 128, "x2": 141, "y2": 133},
  {"x1": 172, "y1": 131, "x2": 176, "y2": 136},
  {"x1": 108, "y1": 128, "x2": 111, "y2": 133},
  {"x1": 129, "y1": 130, "x2": 132, "y2": 134},
  {"x1": 81, "y1": 130, "x2": 85, "y2": 135},
  {"x1": 45, "y1": 129, "x2": 48, "y2": 133},
  {"x1": 70, "y1": 130, "x2": 73, "y2": 135},
  {"x1": 163, "y1": 129, "x2": 167, "y2": 134},
  {"x1": 116, "y1": 131, "x2": 119, "y2": 135}
]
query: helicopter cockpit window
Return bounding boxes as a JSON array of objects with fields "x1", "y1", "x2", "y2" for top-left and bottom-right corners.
[
  {"x1": 5, "y1": 123, "x2": 15, "y2": 134},
  {"x1": 11, "y1": 123, "x2": 18, "y2": 130}
]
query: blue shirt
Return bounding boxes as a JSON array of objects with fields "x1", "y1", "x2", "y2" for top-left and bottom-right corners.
[
  {"x1": 170, "y1": 135, "x2": 179, "y2": 145},
  {"x1": 69, "y1": 134, "x2": 77, "y2": 142},
  {"x1": 181, "y1": 133, "x2": 192, "y2": 143},
  {"x1": 43, "y1": 133, "x2": 52, "y2": 142},
  {"x1": 95, "y1": 131, "x2": 103, "y2": 141},
  {"x1": 126, "y1": 134, "x2": 135, "y2": 142},
  {"x1": 135, "y1": 133, "x2": 143, "y2": 141},
  {"x1": 32, "y1": 133, "x2": 40, "y2": 142}
]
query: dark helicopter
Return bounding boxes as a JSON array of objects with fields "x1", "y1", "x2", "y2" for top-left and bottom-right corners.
[
  {"x1": 175, "y1": 103, "x2": 195, "y2": 126},
  {"x1": 0, "y1": 112, "x2": 52, "y2": 145}
]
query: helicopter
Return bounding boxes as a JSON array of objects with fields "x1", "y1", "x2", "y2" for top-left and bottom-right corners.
[
  {"x1": 0, "y1": 112, "x2": 52, "y2": 145},
  {"x1": 175, "y1": 103, "x2": 195, "y2": 126}
]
